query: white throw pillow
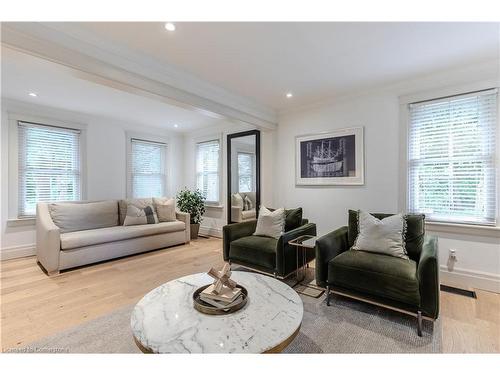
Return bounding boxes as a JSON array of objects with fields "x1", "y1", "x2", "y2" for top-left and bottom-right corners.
[
  {"x1": 352, "y1": 211, "x2": 408, "y2": 259},
  {"x1": 153, "y1": 197, "x2": 176, "y2": 222},
  {"x1": 231, "y1": 193, "x2": 244, "y2": 209},
  {"x1": 253, "y1": 206, "x2": 285, "y2": 239}
]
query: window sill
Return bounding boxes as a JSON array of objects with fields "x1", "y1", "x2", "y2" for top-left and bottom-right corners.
[
  {"x1": 426, "y1": 221, "x2": 500, "y2": 238},
  {"x1": 7, "y1": 218, "x2": 36, "y2": 227},
  {"x1": 204, "y1": 204, "x2": 223, "y2": 209}
]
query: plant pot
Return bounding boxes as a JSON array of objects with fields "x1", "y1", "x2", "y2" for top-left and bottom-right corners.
[{"x1": 190, "y1": 223, "x2": 200, "y2": 240}]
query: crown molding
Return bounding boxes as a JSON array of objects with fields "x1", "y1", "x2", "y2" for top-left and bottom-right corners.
[
  {"x1": 1, "y1": 22, "x2": 277, "y2": 130},
  {"x1": 278, "y1": 58, "x2": 499, "y2": 117}
]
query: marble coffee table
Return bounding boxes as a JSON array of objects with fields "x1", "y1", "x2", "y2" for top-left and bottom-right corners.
[{"x1": 130, "y1": 271, "x2": 303, "y2": 353}]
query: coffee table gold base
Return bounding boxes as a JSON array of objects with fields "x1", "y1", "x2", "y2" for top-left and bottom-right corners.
[{"x1": 263, "y1": 324, "x2": 301, "y2": 353}]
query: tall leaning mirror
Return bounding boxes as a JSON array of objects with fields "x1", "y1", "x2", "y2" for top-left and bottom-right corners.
[{"x1": 227, "y1": 130, "x2": 261, "y2": 224}]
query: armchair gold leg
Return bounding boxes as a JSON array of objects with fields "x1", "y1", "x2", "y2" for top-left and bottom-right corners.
[
  {"x1": 417, "y1": 310, "x2": 423, "y2": 337},
  {"x1": 326, "y1": 286, "x2": 331, "y2": 306}
]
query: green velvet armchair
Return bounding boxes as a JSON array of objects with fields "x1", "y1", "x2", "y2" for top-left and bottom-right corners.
[
  {"x1": 315, "y1": 210, "x2": 439, "y2": 336},
  {"x1": 223, "y1": 211, "x2": 317, "y2": 278}
]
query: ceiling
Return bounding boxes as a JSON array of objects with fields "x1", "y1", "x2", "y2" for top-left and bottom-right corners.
[
  {"x1": 75, "y1": 22, "x2": 500, "y2": 110},
  {"x1": 1, "y1": 47, "x2": 221, "y2": 132}
]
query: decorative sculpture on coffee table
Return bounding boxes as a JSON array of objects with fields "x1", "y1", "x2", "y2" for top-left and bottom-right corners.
[
  {"x1": 207, "y1": 263, "x2": 237, "y2": 294},
  {"x1": 192, "y1": 262, "x2": 249, "y2": 314}
]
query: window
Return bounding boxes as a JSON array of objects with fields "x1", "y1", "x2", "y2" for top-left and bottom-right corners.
[
  {"x1": 237, "y1": 152, "x2": 254, "y2": 193},
  {"x1": 130, "y1": 138, "x2": 167, "y2": 198},
  {"x1": 408, "y1": 89, "x2": 498, "y2": 225},
  {"x1": 196, "y1": 139, "x2": 220, "y2": 204},
  {"x1": 18, "y1": 121, "x2": 82, "y2": 217}
]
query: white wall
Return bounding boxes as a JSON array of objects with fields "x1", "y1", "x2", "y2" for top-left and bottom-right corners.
[
  {"x1": 276, "y1": 65, "x2": 500, "y2": 293},
  {"x1": 0, "y1": 99, "x2": 184, "y2": 259}
]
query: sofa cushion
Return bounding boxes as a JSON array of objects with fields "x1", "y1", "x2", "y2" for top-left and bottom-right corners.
[
  {"x1": 49, "y1": 201, "x2": 119, "y2": 234},
  {"x1": 153, "y1": 197, "x2": 176, "y2": 222},
  {"x1": 119, "y1": 198, "x2": 154, "y2": 225},
  {"x1": 229, "y1": 235, "x2": 277, "y2": 270},
  {"x1": 348, "y1": 210, "x2": 425, "y2": 261},
  {"x1": 60, "y1": 220, "x2": 186, "y2": 250},
  {"x1": 329, "y1": 249, "x2": 420, "y2": 307}
]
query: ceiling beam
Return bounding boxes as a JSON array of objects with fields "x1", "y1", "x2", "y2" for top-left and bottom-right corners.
[{"x1": 1, "y1": 23, "x2": 278, "y2": 130}]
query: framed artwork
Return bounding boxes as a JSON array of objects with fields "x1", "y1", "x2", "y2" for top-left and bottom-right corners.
[{"x1": 295, "y1": 127, "x2": 364, "y2": 186}]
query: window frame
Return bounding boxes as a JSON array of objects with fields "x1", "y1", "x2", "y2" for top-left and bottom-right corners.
[
  {"x1": 8, "y1": 113, "x2": 87, "y2": 222},
  {"x1": 126, "y1": 132, "x2": 169, "y2": 199},
  {"x1": 195, "y1": 137, "x2": 222, "y2": 206},
  {"x1": 399, "y1": 83, "x2": 500, "y2": 233}
]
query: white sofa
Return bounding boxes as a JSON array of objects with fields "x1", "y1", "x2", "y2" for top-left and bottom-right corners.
[
  {"x1": 231, "y1": 192, "x2": 257, "y2": 222},
  {"x1": 36, "y1": 198, "x2": 190, "y2": 275}
]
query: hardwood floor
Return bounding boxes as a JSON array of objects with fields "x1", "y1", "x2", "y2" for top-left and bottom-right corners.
[{"x1": 1, "y1": 237, "x2": 499, "y2": 353}]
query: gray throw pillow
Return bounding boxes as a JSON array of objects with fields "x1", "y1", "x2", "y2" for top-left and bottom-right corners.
[
  {"x1": 253, "y1": 206, "x2": 285, "y2": 239},
  {"x1": 153, "y1": 197, "x2": 176, "y2": 222},
  {"x1": 352, "y1": 210, "x2": 408, "y2": 259},
  {"x1": 123, "y1": 205, "x2": 159, "y2": 226},
  {"x1": 244, "y1": 196, "x2": 253, "y2": 211}
]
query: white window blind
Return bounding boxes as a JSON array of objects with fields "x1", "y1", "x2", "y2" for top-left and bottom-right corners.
[
  {"x1": 237, "y1": 152, "x2": 254, "y2": 193},
  {"x1": 18, "y1": 121, "x2": 81, "y2": 217},
  {"x1": 196, "y1": 139, "x2": 220, "y2": 203},
  {"x1": 130, "y1": 138, "x2": 167, "y2": 198},
  {"x1": 408, "y1": 89, "x2": 498, "y2": 225}
]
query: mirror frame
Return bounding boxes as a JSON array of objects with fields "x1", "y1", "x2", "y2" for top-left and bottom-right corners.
[{"x1": 227, "y1": 130, "x2": 261, "y2": 224}]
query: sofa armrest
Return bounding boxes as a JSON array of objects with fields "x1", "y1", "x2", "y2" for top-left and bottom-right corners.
[
  {"x1": 36, "y1": 203, "x2": 61, "y2": 275},
  {"x1": 176, "y1": 211, "x2": 191, "y2": 243},
  {"x1": 231, "y1": 206, "x2": 243, "y2": 222},
  {"x1": 417, "y1": 235, "x2": 439, "y2": 319},
  {"x1": 315, "y1": 226, "x2": 349, "y2": 287},
  {"x1": 277, "y1": 222, "x2": 317, "y2": 276},
  {"x1": 222, "y1": 220, "x2": 257, "y2": 261}
]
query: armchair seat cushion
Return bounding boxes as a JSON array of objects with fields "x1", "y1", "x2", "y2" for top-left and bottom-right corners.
[
  {"x1": 328, "y1": 249, "x2": 420, "y2": 307},
  {"x1": 229, "y1": 235, "x2": 277, "y2": 270}
]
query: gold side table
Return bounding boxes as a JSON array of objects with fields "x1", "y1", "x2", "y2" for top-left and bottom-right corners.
[{"x1": 288, "y1": 235, "x2": 324, "y2": 297}]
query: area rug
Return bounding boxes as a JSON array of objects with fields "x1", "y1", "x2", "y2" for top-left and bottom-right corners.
[{"x1": 25, "y1": 292, "x2": 441, "y2": 353}]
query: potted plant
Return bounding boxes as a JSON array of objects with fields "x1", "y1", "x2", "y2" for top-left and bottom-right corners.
[{"x1": 176, "y1": 188, "x2": 206, "y2": 239}]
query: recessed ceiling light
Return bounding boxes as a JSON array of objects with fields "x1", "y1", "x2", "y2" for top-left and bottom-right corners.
[
  {"x1": 164, "y1": 22, "x2": 176, "y2": 31},
  {"x1": 28, "y1": 92, "x2": 38, "y2": 97},
  {"x1": 286, "y1": 92, "x2": 293, "y2": 98},
  {"x1": 173, "y1": 124, "x2": 179, "y2": 128}
]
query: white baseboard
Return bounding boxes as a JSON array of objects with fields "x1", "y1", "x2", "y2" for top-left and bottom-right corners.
[
  {"x1": 1, "y1": 244, "x2": 36, "y2": 261},
  {"x1": 199, "y1": 225, "x2": 222, "y2": 238},
  {"x1": 440, "y1": 266, "x2": 500, "y2": 293}
]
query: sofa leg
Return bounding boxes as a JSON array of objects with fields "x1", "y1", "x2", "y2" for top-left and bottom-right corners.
[
  {"x1": 326, "y1": 286, "x2": 331, "y2": 306},
  {"x1": 417, "y1": 310, "x2": 423, "y2": 337},
  {"x1": 48, "y1": 270, "x2": 60, "y2": 276},
  {"x1": 273, "y1": 271, "x2": 277, "y2": 279}
]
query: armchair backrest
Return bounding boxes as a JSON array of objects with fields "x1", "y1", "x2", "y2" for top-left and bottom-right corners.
[{"x1": 347, "y1": 210, "x2": 425, "y2": 262}]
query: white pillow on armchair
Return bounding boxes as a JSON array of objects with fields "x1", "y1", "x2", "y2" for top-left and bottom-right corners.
[{"x1": 253, "y1": 206, "x2": 285, "y2": 239}]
